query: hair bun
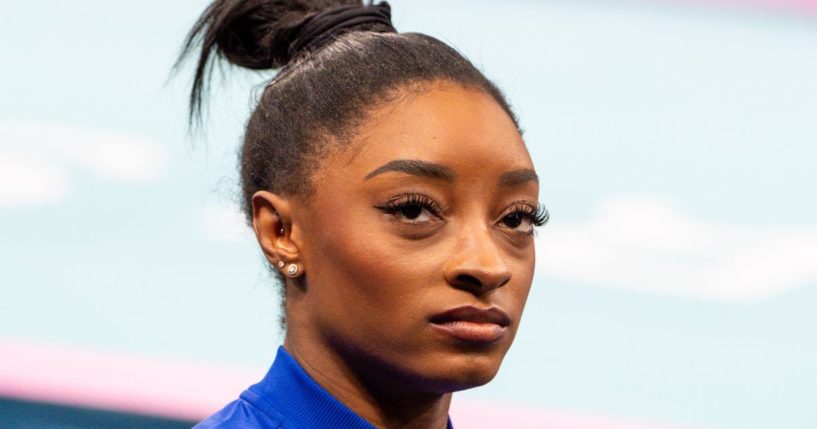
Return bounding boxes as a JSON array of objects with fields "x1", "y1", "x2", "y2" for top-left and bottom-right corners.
[
  {"x1": 182, "y1": 0, "x2": 394, "y2": 71},
  {"x1": 178, "y1": 0, "x2": 397, "y2": 122},
  {"x1": 288, "y1": 2, "x2": 395, "y2": 56}
]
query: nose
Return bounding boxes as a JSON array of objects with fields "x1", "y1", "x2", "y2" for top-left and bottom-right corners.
[{"x1": 443, "y1": 225, "x2": 512, "y2": 296}]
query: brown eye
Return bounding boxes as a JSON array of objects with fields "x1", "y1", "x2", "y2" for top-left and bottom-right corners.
[
  {"x1": 503, "y1": 212, "x2": 523, "y2": 228},
  {"x1": 498, "y1": 202, "x2": 548, "y2": 235},
  {"x1": 399, "y1": 203, "x2": 424, "y2": 220},
  {"x1": 501, "y1": 212, "x2": 534, "y2": 233},
  {"x1": 374, "y1": 192, "x2": 443, "y2": 224}
]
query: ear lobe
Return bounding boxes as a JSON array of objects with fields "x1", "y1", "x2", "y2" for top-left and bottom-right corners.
[{"x1": 251, "y1": 191, "x2": 301, "y2": 266}]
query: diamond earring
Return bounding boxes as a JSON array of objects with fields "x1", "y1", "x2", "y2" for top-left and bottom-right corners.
[{"x1": 286, "y1": 264, "x2": 299, "y2": 277}]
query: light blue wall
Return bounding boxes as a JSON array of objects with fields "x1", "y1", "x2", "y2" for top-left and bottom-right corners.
[{"x1": 2, "y1": 1, "x2": 816, "y2": 428}]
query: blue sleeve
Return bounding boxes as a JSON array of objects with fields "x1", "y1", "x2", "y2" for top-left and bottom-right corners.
[{"x1": 193, "y1": 398, "x2": 284, "y2": 429}]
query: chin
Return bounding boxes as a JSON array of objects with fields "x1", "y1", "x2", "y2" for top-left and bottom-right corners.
[{"x1": 424, "y1": 349, "x2": 506, "y2": 393}]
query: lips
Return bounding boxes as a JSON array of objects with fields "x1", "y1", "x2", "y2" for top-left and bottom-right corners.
[{"x1": 429, "y1": 306, "x2": 511, "y2": 343}]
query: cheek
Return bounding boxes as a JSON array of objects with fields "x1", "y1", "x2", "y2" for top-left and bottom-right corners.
[
  {"x1": 510, "y1": 252, "x2": 535, "y2": 319},
  {"x1": 304, "y1": 206, "x2": 435, "y2": 340},
  {"x1": 516, "y1": 242, "x2": 536, "y2": 286}
]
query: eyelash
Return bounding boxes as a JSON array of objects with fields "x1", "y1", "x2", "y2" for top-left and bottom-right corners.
[
  {"x1": 374, "y1": 193, "x2": 444, "y2": 220},
  {"x1": 375, "y1": 193, "x2": 550, "y2": 233},
  {"x1": 507, "y1": 201, "x2": 550, "y2": 228}
]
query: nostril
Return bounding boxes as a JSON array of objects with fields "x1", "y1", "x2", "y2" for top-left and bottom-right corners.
[
  {"x1": 450, "y1": 270, "x2": 511, "y2": 295},
  {"x1": 455, "y1": 274, "x2": 483, "y2": 289}
]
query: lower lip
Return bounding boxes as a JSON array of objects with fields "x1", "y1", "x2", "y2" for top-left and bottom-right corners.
[{"x1": 431, "y1": 321, "x2": 507, "y2": 343}]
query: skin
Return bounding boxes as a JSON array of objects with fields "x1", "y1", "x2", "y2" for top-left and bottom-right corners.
[{"x1": 252, "y1": 81, "x2": 539, "y2": 429}]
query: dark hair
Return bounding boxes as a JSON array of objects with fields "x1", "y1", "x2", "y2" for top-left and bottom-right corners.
[
  {"x1": 178, "y1": 0, "x2": 518, "y2": 207},
  {"x1": 176, "y1": 0, "x2": 519, "y2": 302}
]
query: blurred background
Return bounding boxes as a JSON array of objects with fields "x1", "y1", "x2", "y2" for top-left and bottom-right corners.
[{"x1": 1, "y1": 0, "x2": 816, "y2": 428}]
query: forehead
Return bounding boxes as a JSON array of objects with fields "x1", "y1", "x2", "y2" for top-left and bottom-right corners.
[{"x1": 331, "y1": 82, "x2": 532, "y2": 178}]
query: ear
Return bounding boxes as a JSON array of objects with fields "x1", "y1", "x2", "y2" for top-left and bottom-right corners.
[{"x1": 251, "y1": 191, "x2": 302, "y2": 270}]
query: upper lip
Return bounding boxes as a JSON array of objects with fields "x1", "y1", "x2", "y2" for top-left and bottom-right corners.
[{"x1": 430, "y1": 306, "x2": 511, "y2": 327}]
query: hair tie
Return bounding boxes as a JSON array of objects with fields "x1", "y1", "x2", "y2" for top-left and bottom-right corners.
[{"x1": 289, "y1": 2, "x2": 396, "y2": 57}]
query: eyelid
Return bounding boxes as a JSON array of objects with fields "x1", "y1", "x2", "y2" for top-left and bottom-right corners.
[
  {"x1": 503, "y1": 200, "x2": 538, "y2": 216},
  {"x1": 375, "y1": 192, "x2": 446, "y2": 217}
]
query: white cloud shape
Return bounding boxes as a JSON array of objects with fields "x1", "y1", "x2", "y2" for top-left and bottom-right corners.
[
  {"x1": 0, "y1": 121, "x2": 167, "y2": 207},
  {"x1": 536, "y1": 195, "x2": 817, "y2": 302}
]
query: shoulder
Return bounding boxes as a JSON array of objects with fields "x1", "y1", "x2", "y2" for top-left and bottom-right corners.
[{"x1": 193, "y1": 396, "x2": 290, "y2": 429}]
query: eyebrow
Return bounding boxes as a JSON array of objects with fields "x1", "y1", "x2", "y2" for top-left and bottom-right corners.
[
  {"x1": 364, "y1": 159, "x2": 538, "y2": 186},
  {"x1": 498, "y1": 169, "x2": 539, "y2": 187},
  {"x1": 364, "y1": 159, "x2": 455, "y2": 182}
]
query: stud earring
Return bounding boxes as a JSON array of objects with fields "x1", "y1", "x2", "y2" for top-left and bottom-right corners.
[
  {"x1": 277, "y1": 261, "x2": 285, "y2": 268},
  {"x1": 286, "y1": 264, "x2": 299, "y2": 277}
]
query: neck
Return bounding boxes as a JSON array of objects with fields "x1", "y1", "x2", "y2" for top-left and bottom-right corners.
[{"x1": 284, "y1": 334, "x2": 452, "y2": 429}]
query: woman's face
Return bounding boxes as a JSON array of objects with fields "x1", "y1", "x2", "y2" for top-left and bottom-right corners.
[{"x1": 288, "y1": 82, "x2": 539, "y2": 394}]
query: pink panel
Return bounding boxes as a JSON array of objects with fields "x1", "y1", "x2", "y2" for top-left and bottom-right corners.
[
  {"x1": 0, "y1": 338, "x2": 258, "y2": 420},
  {"x1": 0, "y1": 338, "x2": 706, "y2": 428}
]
